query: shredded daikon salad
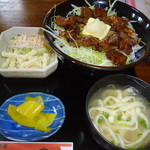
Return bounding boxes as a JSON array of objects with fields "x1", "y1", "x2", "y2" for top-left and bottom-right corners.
[
  {"x1": 1, "y1": 33, "x2": 55, "y2": 69},
  {"x1": 44, "y1": 0, "x2": 143, "y2": 67},
  {"x1": 88, "y1": 86, "x2": 150, "y2": 149}
]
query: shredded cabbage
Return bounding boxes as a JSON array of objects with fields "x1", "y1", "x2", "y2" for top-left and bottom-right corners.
[
  {"x1": 107, "y1": 0, "x2": 118, "y2": 16},
  {"x1": 67, "y1": 4, "x2": 82, "y2": 16}
]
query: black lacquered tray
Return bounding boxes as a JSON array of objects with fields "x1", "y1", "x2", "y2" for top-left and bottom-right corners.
[{"x1": 0, "y1": 62, "x2": 136, "y2": 150}]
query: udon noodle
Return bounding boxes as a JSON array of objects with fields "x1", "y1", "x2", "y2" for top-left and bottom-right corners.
[{"x1": 88, "y1": 86, "x2": 150, "y2": 149}]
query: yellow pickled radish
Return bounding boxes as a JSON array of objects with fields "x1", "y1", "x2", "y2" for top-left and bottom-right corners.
[
  {"x1": 34, "y1": 116, "x2": 51, "y2": 132},
  {"x1": 25, "y1": 96, "x2": 44, "y2": 105},
  {"x1": 16, "y1": 101, "x2": 44, "y2": 119},
  {"x1": 25, "y1": 96, "x2": 35, "y2": 101},
  {"x1": 8, "y1": 104, "x2": 37, "y2": 127},
  {"x1": 42, "y1": 112, "x2": 56, "y2": 126},
  {"x1": 36, "y1": 112, "x2": 57, "y2": 126},
  {"x1": 34, "y1": 96, "x2": 44, "y2": 104},
  {"x1": 7, "y1": 95, "x2": 56, "y2": 132}
]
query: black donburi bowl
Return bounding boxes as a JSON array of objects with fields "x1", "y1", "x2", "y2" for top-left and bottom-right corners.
[
  {"x1": 44, "y1": 0, "x2": 150, "y2": 71},
  {"x1": 85, "y1": 74, "x2": 150, "y2": 150}
]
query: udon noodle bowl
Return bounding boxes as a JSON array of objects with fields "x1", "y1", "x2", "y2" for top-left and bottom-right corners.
[{"x1": 88, "y1": 85, "x2": 150, "y2": 149}]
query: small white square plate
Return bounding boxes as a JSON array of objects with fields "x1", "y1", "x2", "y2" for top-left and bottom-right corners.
[{"x1": 0, "y1": 26, "x2": 58, "y2": 78}]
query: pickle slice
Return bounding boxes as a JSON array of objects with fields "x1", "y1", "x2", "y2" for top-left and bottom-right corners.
[
  {"x1": 16, "y1": 101, "x2": 44, "y2": 119},
  {"x1": 8, "y1": 104, "x2": 37, "y2": 127},
  {"x1": 35, "y1": 116, "x2": 51, "y2": 132}
]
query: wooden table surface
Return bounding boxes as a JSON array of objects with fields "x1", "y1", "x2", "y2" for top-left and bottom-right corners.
[{"x1": 0, "y1": 0, "x2": 149, "y2": 83}]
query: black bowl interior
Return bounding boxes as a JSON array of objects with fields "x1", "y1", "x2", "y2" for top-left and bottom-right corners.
[
  {"x1": 85, "y1": 74, "x2": 150, "y2": 150},
  {"x1": 44, "y1": 0, "x2": 150, "y2": 71}
]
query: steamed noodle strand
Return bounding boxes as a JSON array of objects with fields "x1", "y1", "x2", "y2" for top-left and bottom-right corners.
[
  {"x1": 103, "y1": 96, "x2": 120, "y2": 104},
  {"x1": 101, "y1": 126, "x2": 120, "y2": 145},
  {"x1": 125, "y1": 130, "x2": 150, "y2": 147},
  {"x1": 136, "y1": 108, "x2": 150, "y2": 128},
  {"x1": 121, "y1": 96, "x2": 136, "y2": 102},
  {"x1": 89, "y1": 87, "x2": 150, "y2": 149},
  {"x1": 115, "y1": 90, "x2": 122, "y2": 100},
  {"x1": 117, "y1": 133, "x2": 125, "y2": 148}
]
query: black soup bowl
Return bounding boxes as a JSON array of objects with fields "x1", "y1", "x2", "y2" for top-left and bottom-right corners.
[
  {"x1": 85, "y1": 74, "x2": 150, "y2": 150},
  {"x1": 44, "y1": 0, "x2": 150, "y2": 71}
]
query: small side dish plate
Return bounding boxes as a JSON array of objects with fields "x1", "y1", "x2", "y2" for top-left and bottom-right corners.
[
  {"x1": 0, "y1": 92, "x2": 65, "y2": 141},
  {"x1": 0, "y1": 26, "x2": 58, "y2": 78}
]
